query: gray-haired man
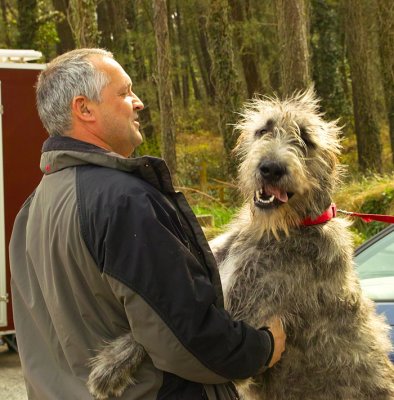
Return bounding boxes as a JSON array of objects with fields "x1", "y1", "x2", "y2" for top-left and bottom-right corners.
[{"x1": 10, "y1": 49, "x2": 285, "y2": 400}]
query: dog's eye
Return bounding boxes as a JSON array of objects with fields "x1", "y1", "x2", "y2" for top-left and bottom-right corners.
[
  {"x1": 255, "y1": 128, "x2": 268, "y2": 137},
  {"x1": 300, "y1": 127, "x2": 315, "y2": 148},
  {"x1": 255, "y1": 119, "x2": 274, "y2": 138}
]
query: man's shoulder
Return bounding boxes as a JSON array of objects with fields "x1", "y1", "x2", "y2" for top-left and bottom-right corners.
[{"x1": 76, "y1": 164, "x2": 158, "y2": 200}]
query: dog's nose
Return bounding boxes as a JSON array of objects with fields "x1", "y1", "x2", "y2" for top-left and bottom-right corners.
[{"x1": 259, "y1": 161, "x2": 287, "y2": 182}]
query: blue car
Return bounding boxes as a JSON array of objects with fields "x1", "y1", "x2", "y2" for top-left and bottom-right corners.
[{"x1": 355, "y1": 224, "x2": 394, "y2": 362}]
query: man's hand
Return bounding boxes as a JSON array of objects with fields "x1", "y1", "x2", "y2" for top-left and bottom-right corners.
[{"x1": 267, "y1": 317, "x2": 286, "y2": 368}]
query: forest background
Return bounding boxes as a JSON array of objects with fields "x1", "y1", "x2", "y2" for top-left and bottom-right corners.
[{"x1": 1, "y1": 0, "x2": 393, "y2": 243}]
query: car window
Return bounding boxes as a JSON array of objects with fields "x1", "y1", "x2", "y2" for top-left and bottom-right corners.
[
  {"x1": 355, "y1": 229, "x2": 394, "y2": 301},
  {"x1": 356, "y1": 230, "x2": 394, "y2": 279}
]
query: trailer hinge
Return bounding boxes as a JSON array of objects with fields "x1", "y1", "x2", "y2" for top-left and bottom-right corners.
[{"x1": 0, "y1": 293, "x2": 9, "y2": 303}]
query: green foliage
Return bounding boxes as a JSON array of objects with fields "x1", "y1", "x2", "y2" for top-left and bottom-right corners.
[
  {"x1": 34, "y1": 1, "x2": 61, "y2": 61},
  {"x1": 192, "y1": 204, "x2": 238, "y2": 228},
  {"x1": 207, "y1": 0, "x2": 242, "y2": 177},
  {"x1": 310, "y1": 0, "x2": 352, "y2": 122},
  {"x1": 356, "y1": 188, "x2": 394, "y2": 239},
  {"x1": 177, "y1": 130, "x2": 226, "y2": 187},
  {"x1": 334, "y1": 174, "x2": 394, "y2": 243},
  {"x1": 192, "y1": 203, "x2": 238, "y2": 240},
  {"x1": 137, "y1": 138, "x2": 161, "y2": 158},
  {"x1": 1, "y1": 0, "x2": 392, "y2": 190},
  {"x1": 0, "y1": 0, "x2": 61, "y2": 60},
  {"x1": 17, "y1": 0, "x2": 38, "y2": 49}
]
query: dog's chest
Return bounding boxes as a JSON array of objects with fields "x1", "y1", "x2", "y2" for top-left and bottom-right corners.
[{"x1": 219, "y1": 233, "x2": 323, "y2": 327}]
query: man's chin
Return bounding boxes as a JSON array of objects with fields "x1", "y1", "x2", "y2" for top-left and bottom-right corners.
[
  {"x1": 132, "y1": 131, "x2": 143, "y2": 147},
  {"x1": 128, "y1": 131, "x2": 143, "y2": 155}
]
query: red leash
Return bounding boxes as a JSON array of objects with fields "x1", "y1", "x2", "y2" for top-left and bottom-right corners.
[
  {"x1": 336, "y1": 208, "x2": 394, "y2": 223},
  {"x1": 301, "y1": 203, "x2": 394, "y2": 226}
]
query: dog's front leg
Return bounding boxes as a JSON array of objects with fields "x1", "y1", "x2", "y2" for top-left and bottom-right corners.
[{"x1": 209, "y1": 231, "x2": 237, "y2": 265}]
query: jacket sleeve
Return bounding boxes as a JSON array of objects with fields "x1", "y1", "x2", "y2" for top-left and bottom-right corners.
[{"x1": 77, "y1": 169, "x2": 273, "y2": 382}]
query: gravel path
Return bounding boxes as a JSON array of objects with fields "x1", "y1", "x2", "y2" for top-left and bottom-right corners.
[{"x1": 0, "y1": 344, "x2": 28, "y2": 400}]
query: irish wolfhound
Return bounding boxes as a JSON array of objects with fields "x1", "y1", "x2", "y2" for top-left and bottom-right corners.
[{"x1": 87, "y1": 90, "x2": 394, "y2": 399}]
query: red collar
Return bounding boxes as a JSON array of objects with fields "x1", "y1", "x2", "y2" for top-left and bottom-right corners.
[{"x1": 301, "y1": 203, "x2": 337, "y2": 226}]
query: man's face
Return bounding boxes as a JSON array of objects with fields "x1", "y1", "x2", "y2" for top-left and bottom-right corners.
[{"x1": 92, "y1": 56, "x2": 144, "y2": 157}]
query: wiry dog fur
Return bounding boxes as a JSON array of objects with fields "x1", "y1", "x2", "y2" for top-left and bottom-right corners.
[
  {"x1": 87, "y1": 334, "x2": 146, "y2": 399},
  {"x1": 87, "y1": 90, "x2": 394, "y2": 399},
  {"x1": 210, "y1": 89, "x2": 394, "y2": 399}
]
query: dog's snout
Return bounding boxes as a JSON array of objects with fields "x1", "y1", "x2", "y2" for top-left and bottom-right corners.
[{"x1": 259, "y1": 161, "x2": 287, "y2": 182}]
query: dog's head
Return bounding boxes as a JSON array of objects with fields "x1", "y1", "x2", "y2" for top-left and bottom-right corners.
[{"x1": 234, "y1": 89, "x2": 343, "y2": 234}]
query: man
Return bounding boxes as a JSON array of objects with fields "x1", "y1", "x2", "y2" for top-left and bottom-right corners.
[{"x1": 10, "y1": 49, "x2": 285, "y2": 400}]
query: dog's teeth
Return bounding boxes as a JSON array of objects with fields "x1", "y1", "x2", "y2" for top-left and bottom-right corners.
[
  {"x1": 258, "y1": 195, "x2": 275, "y2": 204},
  {"x1": 255, "y1": 190, "x2": 275, "y2": 204}
]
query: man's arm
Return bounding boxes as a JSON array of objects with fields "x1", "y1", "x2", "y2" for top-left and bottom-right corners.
[{"x1": 78, "y1": 168, "x2": 278, "y2": 382}]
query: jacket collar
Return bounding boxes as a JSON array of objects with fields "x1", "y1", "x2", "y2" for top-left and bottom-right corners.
[
  {"x1": 40, "y1": 136, "x2": 175, "y2": 193},
  {"x1": 41, "y1": 137, "x2": 225, "y2": 306}
]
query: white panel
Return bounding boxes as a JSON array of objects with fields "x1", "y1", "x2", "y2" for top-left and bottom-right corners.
[
  {"x1": 0, "y1": 62, "x2": 46, "y2": 70},
  {"x1": 0, "y1": 49, "x2": 42, "y2": 62},
  {"x1": 0, "y1": 80, "x2": 7, "y2": 327}
]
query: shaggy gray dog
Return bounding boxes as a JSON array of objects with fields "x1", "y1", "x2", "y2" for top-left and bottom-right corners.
[
  {"x1": 209, "y1": 89, "x2": 394, "y2": 399},
  {"x1": 87, "y1": 90, "x2": 394, "y2": 399}
]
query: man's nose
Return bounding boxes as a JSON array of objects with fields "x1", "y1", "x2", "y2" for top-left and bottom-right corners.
[{"x1": 133, "y1": 94, "x2": 144, "y2": 111}]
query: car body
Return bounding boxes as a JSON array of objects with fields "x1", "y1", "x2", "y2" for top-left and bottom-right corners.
[{"x1": 355, "y1": 224, "x2": 394, "y2": 362}]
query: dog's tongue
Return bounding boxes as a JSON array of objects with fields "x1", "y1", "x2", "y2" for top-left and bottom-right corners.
[{"x1": 266, "y1": 186, "x2": 288, "y2": 202}]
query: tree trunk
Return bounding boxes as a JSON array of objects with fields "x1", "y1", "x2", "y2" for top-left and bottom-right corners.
[
  {"x1": 189, "y1": 62, "x2": 202, "y2": 101},
  {"x1": 68, "y1": 0, "x2": 100, "y2": 47},
  {"x1": 175, "y1": 2, "x2": 203, "y2": 103},
  {"x1": 97, "y1": 0, "x2": 130, "y2": 69},
  {"x1": 195, "y1": 11, "x2": 216, "y2": 100},
  {"x1": 376, "y1": 0, "x2": 394, "y2": 164},
  {"x1": 207, "y1": 0, "x2": 240, "y2": 178},
  {"x1": 344, "y1": 0, "x2": 382, "y2": 173},
  {"x1": 17, "y1": 0, "x2": 38, "y2": 49},
  {"x1": 153, "y1": 0, "x2": 177, "y2": 179},
  {"x1": 125, "y1": 1, "x2": 157, "y2": 151},
  {"x1": 0, "y1": 0, "x2": 11, "y2": 46},
  {"x1": 275, "y1": 0, "x2": 311, "y2": 96},
  {"x1": 175, "y1": 0, "x2": 190, "y2": 108},
  {"x1": 229, "y1": 0, "x2": 264, "y2": 97},
  {"x1": 52, "y1": 0, "x2": 75, "y2": 54},
  {"x1": 97, "y1": 0, "x2": 112, "y2": 49},
  {"x1": 310, "y1": 0, "x2": 350, "y2": 120},
  {"x1": 166, "y1": 1, "x2": 181, "y2": 100}
]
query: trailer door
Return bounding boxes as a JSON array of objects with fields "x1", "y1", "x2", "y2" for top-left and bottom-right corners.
[{"x1": 0, "y1": 80, "x2": 8, "y2": 327}]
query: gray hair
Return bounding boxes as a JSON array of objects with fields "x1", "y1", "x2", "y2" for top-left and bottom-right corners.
[{"x1": 36, "y1": 48, "x2": 113, "y2": 136}]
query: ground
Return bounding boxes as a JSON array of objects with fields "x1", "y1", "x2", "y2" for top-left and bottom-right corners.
[{"x1": 0, "y1": 344, "x2": 27, "y2": 400}]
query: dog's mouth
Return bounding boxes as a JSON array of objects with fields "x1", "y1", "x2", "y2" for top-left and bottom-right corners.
[{"x1": 254, "y1": 186, "x2": 294, "y2": 209}]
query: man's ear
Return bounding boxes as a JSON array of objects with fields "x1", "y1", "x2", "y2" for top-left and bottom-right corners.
[{"x1": 72, "y1": 96, "x2": 96, "y2": 122}]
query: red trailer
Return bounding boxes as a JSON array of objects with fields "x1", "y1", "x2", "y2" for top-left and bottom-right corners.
[{"x1": 0, "y1": 50, "x2": 47, "y2": 350}]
